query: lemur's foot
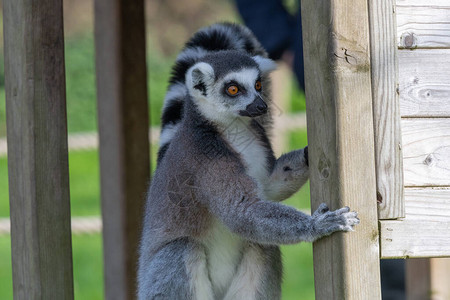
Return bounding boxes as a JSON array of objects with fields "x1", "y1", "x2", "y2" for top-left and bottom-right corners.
[{"x1": 311, "y1": 203, "x2": 360, "y2": 240}]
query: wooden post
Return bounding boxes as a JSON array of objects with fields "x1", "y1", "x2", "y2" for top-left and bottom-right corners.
[
  {"x1": 301, "y1": 0, "x2": 381, "y2": 299},
  {"x1": 3, "y1": 0, "x2": 74, "y2": 299},
  {"x1": 94, "y1": 0, "x2": 150, "y2": 299},
  {"x1": 368, "y1": 0, "x2": 404, "y2": 220}
]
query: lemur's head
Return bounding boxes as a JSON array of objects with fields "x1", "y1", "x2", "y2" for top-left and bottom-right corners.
[{"x1": 185, "y1": 50, "x2": 276, "y2": 123}]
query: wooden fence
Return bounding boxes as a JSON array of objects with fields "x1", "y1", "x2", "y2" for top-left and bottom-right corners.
[
  {"x1": 302, "y1": 0, "x2": 450, "y2": 299},
  {"x1": 3, "y1": 0, "x2": 450, "y2": 299}
]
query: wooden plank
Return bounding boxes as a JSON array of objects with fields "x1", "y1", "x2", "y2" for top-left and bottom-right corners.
[
  {"x1": 396, "y1": 1, "x2": 450, "y2": 49},
  {"x1": 404, "y1": 188, "x2": 450, "y2": 222},
  {"x1": 381, "y1": 188, "x2": 450, "y2": 257},
  {"x1": 381, "y1": 188, "x2": 450, "y2": 259},
  {"x1": 399, "y1": 49, "x2": 450, "y2": 117},
  {"x1": 3, "y1": 0, "x2": 74, "y2": 298},
  {"x1": 368, "y1": 0, "x2": 404, "y2": 219},
  {"x1": 94, "y1": 0, "x2": 150, "y2": 299},
  {"x1": 380, "y1": 219, "x2": 450, "y2": 258},
  {"x1": 301, "y1": 0, "x2": 381, "y2": 299},
  {"x1": 397, "y1": 0, "x2": 449, "y2": 4},
  {"x1": 402, "y1": 119, "x2": 450, "y2": 187},
  {"x1": 406, "y1": 258, "x2": 450, "y2": 300}
]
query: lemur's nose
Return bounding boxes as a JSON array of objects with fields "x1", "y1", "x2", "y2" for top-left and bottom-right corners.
[
  {"x1": 239, "y1": 95, "x2": 268, "y2": 117},
  {"x1": 252, "y1": 96, "x2": 268, "y2": 114},
  {"x1": 257, "y1": 99, "x2": 268, "y2": 111}
]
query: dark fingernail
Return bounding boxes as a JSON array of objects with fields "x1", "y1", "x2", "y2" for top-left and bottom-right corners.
[{"x1": 304, "y1": 146, "x2": 309, "y2": 166}]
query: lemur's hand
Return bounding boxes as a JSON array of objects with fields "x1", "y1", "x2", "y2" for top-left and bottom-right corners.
[
  {"x1": 265, "y1": 147, "x2": 309, "y2": 202},
  {"x1": 281, "y1": 146, "x2": 309, "y2": 180},
  {"x1": 304, "y1": 146, "x2": 308, "y2": 166},
  {"x1": 310, "y1": 203, "x2": 360, "y2": 241}
]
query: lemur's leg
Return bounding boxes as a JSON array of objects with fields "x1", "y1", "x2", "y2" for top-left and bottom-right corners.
[
  {"x1": 137, "y1": 238, "x2": 213, "y2": 300},
  {"x1": 223, "y1": 243, "x2": 282, "y2": 300},
  {"x1": 265, "y1": 146, "x2": 309, "y2": 202}
]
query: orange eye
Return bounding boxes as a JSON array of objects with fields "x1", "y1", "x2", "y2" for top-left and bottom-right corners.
[
  {"x1": 255, "y1": 81, "x2": 262, "y2": 91},
  {"x1": 226, "y1": 85, "x2": 239, "y2": 96}
]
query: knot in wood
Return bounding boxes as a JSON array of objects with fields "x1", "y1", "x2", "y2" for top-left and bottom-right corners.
[
  {"x1": 424, "y1": 154, "x2": 434, "y2": 166},
  {"x1": 376, "y1": 191, "x2": 383, "y2": 204},
  {"x1": 318, "y1": 152, "x2": 331, "y2": 179},
  {"x1": 401, "y1": 32, "x2": 417, "y2": 49}
]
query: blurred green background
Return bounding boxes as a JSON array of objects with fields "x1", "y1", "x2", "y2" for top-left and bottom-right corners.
[{"x1": 0, "y1": 0, "x2": 313, "y2": 299}]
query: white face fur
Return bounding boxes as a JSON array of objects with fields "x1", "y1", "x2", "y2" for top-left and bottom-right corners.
[{"x1": 186, "y1": 56, "x2": 276, "y2": 125}]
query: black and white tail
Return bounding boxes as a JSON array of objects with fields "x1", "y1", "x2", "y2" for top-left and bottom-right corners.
[{"x1": 158, "y1": 23, "x2": 271, "y2": 162}]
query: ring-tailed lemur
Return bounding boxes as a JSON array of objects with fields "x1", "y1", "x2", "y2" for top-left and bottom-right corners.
[{"x1": 138, "y1": 23, "x2": 359, "y2": 300}]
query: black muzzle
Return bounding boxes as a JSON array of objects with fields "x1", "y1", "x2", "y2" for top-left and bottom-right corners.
[{"x1": 239, "y1": 96, "x2": 268, "y2": 117}]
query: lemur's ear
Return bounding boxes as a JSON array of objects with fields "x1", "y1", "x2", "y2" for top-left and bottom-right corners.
[
  {"x1": 252, "y1": 56, "x2": 277, "y2": 74},
  {"x1": 186, "y1": 62, "x2": 215, "y2": 98}
]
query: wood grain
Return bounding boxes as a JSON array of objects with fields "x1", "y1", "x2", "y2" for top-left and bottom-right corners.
[
  {"x1": 381, "y1": 187, "x2": 450, "y2": 258},
  {"x1": 399, "y1": 49, "x2": 450, "y2": 117},
  {"x1": 301, "y1": 0, "x2": 381, "y2": 298},
  {"x1": 401, "y1": 119, "x2": 450, "y2": 187},
  {"x1": 396, "y1": 1, "x2": 450, "y2": 48},
  {"x1": 3, "y1": 0, "x2": 74, "y2": 298},
  {"x1": 369, "y1": 0, "x2": 404, "y2": 219},
  {"x1": 94, "y1": 0, "x2": 150, "y2": 299},
  {"x1": 380, "y1": 219, "x2": 450, "y2": 258},
  {"x1": 397, "y1": 0, "x2": 450, "y2": 4},
  {"x1": 404, "y1": 187, "x2": 450, "y2": 222}
]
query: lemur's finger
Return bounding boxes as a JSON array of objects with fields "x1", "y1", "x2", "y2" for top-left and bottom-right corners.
[
  {"x1": 316, "y1": 203, "x2": 329, "y2": 214},
  {"x1": 344, "y1": 216, "x2": 360, "y2": 226},
  {"x1": 341, "y1": 225, "x2": 355, "y2": 232},
  {"x1": 335, "y1": 206, "x2": 350, "y2": 215}
]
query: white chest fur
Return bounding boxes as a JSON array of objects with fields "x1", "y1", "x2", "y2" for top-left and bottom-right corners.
[
  {"x1": 222, "y1": 120, "x2": 269, "y2": 185},
  {"x1": 203, "y1": 220, "x2": 243, "y2": 298}
]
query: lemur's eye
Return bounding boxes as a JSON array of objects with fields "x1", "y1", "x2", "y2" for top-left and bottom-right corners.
[
  {"x1": 226, "y1": 85, "x2": 239, "y2": 96},
  {"x1": 255, "y1": 81, "x2": 262, "y2": 91}
]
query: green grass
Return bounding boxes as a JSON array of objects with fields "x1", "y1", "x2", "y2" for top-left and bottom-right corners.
[
  {"x1": 64, "y1": 33, "x2": 98, "y2": 134},
  {"x1": 0, "y1": 157, "x2": 8, "y2": 216},
  {"x1": 0, "y1": 236, "x2": 13, "y2": 299},
  {"x1": 68, "y1": 150, "x2": 101, "y2": 216},
  {"x1": 282, "y1": 243, "x2": 315, "y2": 300},
  {"x1": 0, "y1": 150, "x2": 101, "y2": 218},
  {"x1": 0, "y1": 234, "x2": 104, "y2": 300},
  {"x1": 72, "y1": 234, "x2": 104, "y2": 300}
]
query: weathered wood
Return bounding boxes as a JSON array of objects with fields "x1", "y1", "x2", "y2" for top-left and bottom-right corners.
[
  {"x1": 404, "y1": 188, "x2": 450, "y2": 222},
  {"x1": 402, "y1": 119, "x2": 450, "y2": 187},
  {"x1": 406, "y1": 258, "x2": 450, "y2": 300},
  {"x1": 3, "y1": 0, "x2": 74, "y2": 298},
  {"x1": 94, "y1": 0, "x2": 150, "y2": 299},
  {"x1": 397, "y1": 0, "x2": 449, "y2": 4},
  {"x1": 399, "y1": 49, "x2": 450, "y2": 117},
  {"x1": 396, "y1": 1, "x2": 450, "y2": 49},
  {"x1": 380, "y1": 220, "x2": 450, "y2": 258},
  {"x1": 368, "y1": 0, "x2": 404, "y2": 219},
  {"x1": 301, "y1": 0, "x2": 381, "y2": 298}
]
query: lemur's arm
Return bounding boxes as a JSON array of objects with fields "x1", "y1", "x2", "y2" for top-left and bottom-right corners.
[
  {"x1": 264, "y1": 146, "x2": 309, "y2": 202},
  {"x1": 198, "y1": 155, "x2": 358, "y2": 245}
]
